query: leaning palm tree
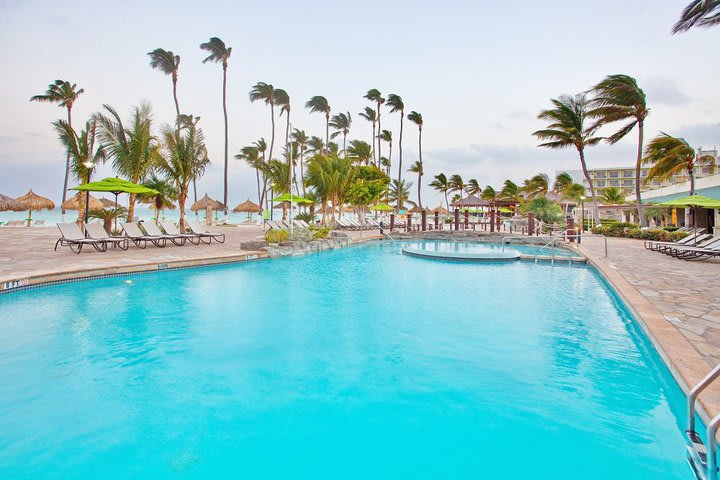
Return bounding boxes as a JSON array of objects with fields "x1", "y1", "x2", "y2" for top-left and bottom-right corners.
[
  {"x1": 249, "y1": 82, "x2": 278, "y2": 172},
  {"x1": 200, "y1": 37, "x2": 232, "y2": 217},
  {"x1": 157, "y1": 120, "x2": 210, "y2": 230},
  {"x1": 429, "y1": 173, "x2": 451, "y2": 212},
  {"x1": 305, "y1": 96, "x2": 331, "y2": 151},
  {"x1": 379, "y1": 130, "x2": 393, "y2": 175},
  {"x1": 642, "y1": 133, "x2": 715, "y2": 196},
  {"x1": 386, "y1": 94, "x2": 405, "y2": 204},
  {"x1": 30, "y1": 80, "x2": 84, "y2": 219},
  {"x1": 522, "y1": 173, "x2": 549, "y2": 200},
  {"x1": 235, "y1": 145, "x2": 263, "y2": 207},
  {"x1": 499, "y1": 180, "x2": 523, "y2": 205},
  {"x1": 408, "y1": 161, "x2": 424, "y2": 209},
  {"x1": 275, "y1": 88, "x2": 291, "y2": 154},
  {"x1": 533, "y1": 93, "x2": 603, "y2": 223},
  {"x1": 481, "y1": 185, "x2": 497, "y2": 209},
  {"x1": 449, "y1": 174, "x2": 466, "y2": 203},
  {"x1": 358, "y1": 107, "x2": 377, "y2": 164},
  {"x1": 292, "y1": 129, "x2": 309, "y2": 196},
  {"x1": 329, "y1": 111, "x2": 352, "y2": 156},
  {"x1": 553, "y1": 172, "x2": 575, "y2": 215},
  {"x1": 346, "y1": 140, "x2": 372, "y2": 165},
  {"x1": 673, "y1": 1, "x2": 720, "y2": 33},
  {"x1": 590, "y1": 74, "x2": 650, "y2": 225},
  {"x1": 365, "y1": 89, "x2": 385, "y2": 160},
  {"x1": 408, "y1": 111, "x2": 424, "y2": 204},
  {"x1": 94, "y1": 103, "x2": 162, "y2": 222},
  {"x1": 467, "y1": 178, "x2": 482, "y2": 197},
  {"x1": 600, "y1": 186, "x2": 626, "y2": 205},
  {"x1": 52, "y1": 117, "x2": 105, "y2": 223}
]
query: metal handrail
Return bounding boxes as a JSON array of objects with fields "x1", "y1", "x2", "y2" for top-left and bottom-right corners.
[
  {"x1": 687, "y1": 364, "x2": 720, "y2": 480},
  {"x1": 688, "y1": 364, "x2": 720, "y2": 434}
]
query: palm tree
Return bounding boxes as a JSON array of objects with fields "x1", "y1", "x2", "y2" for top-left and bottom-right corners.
[
  {"x1": 249, "y1": 82, "x2": 278, "y2": 175},
  {"x1": 642, "y1": 133, "x2": 716, "y2": 196},
  {"x1": 590, "y1": 74, "x2": 650, "y2": 225},
  {"x1": 364, "y1": 89, "x2": 385, "y2": 160},
  {"x1": 329, "y1": 111, "x2": 352, "y2": 155},
  {"x1": 235, "y1": 145, "x2": 263, "y2": 206},
  {"x1": 157, "y1": 120, "x2": 210, "y2": 230},
  {"x1": 499, "y1": 179, "x2": 523, "y2": 205},
  {"x1": 449, "y1": 174, "x2": 466, "y2": 202},
  {"x1": 387, "y1": 179, "x2": 414, "y2": 211},
  {"x1": 138, "y1": 175, "x2": 179, "y2": 221},
  {"x1": 358, "y1": 107, "x2": 377, "y2": 164},
  {"x1": 482, "y1": 185, "x2": 497, "y2": 212},
  {"x1": 533, "y1": 93, "x2": 603, "y2": 223},
  {"x1": 379, "y1": 130, "x2": 393, "y2": 175},
  {"x1": 429, "y1": 173, "x2": 451, "y2": 212},
  {"x1": 30, "y1": 80, "x2": 85, "y2": 219},
  {"x1": 553, "y1": 172, "x2": 575, "y2": 215},
  {"x1": 200, "y1": 37, "x2": 232, "y2": 217},
  {"x1": 522, "y1": 173, "x2": 549, "y2": 200},
  {"x1": 307, "y1": 136, "x2": 325, "y2": 156},
  {"x1": 467, "y1": 179, "x2": 482, "y2": 197},
  {"x1": 386, "y1": 94, "x2": 405, "y2": 205},
  {"x1": 275, "y1": 88, "x2": 291, "y2": 155},
  {"x1": 51, "y1": 117, "x2": 105, "y2": 223},
  {"x1": 306, "y1": 96, "x2": 331, "y2": 151},
  {"x1": 292, "y1": 129, "x2": 309, "y2": 196},
  {"x1": 407, "y1": 111, "x2": 424, "y2": 207},
  {"x1": 305, "y1": 154, "x2": 355, "y2": 224},
  {"x1": 346, "y1": 140, "x2": 372, "y2": 165},
  {"x1": 254, "y1": 138, "x2": 268, "y2": 208},
  {"x1": 408, "y1": 161, "x2": 424, "y2": 209},
  {"x1": 673, "y1": 1, "x2": 720, "y2": 33},
  {"x1": 94, "y1": 103, "x2": 162, "y2": 222},
  {"x1": 600, "y1": 186, "x2": 626, "y2": 205}
]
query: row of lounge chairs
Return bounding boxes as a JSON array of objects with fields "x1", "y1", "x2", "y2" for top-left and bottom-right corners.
[
  {"x1": 644, "y1": 228, "x2": 720, "y2": 260},
  {"x1": 55, "y1": 220, "x2": 225, "y2": 254},
  {"x1": 334, "y1": 218, "x2": 382, "y2": 231},
  {"x1": 2, "y1": 220, "x2": 45, "y2": 227},
  {"x1": 265, "y1": 219, "x2": 317, "y2": 230}
]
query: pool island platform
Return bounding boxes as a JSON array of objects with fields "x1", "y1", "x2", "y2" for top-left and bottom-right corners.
[{"x1": 1, "y1": 226, "x2": 720, "y2": 424}]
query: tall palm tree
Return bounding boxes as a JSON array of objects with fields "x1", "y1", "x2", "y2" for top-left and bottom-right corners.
[
  {"x1": 305, "y1": 96, "x2": 331, "y2": 151},
  {"x1": 387, "y1": 179, "x2": 414, "y2": 211},
  {"x1": 408, "y1": 161, "x2": 424, "y2": 209},
  {"x1": 449, "y1": 174, "x2": 466, "y2": 203},
  {"x1": 379, "y1": 156, "x2": 391, "y2": 175},
  {"x1": 292, "y1": 129, "x2": 309, "y2": 196},
  {"x1": 429, "y1": 173, "x2": 451, "y2": 212},
  {"x1": 379, "y1": 130, "x2": 393, "y2": 175},
  {"x1": 467, "y1": 179, "x2": 482, "y2": 197},
  {"x1": 358, "y1": 107, "x2": 377, "y2": 164},
  {"x1": 365, "y1": 89, "x2": 385, "y2": 160},
  {"x1": 673, "y1": 1, "x2": 720, "y2": 33},
  {"x1": 253, "y1": 138, "x2": 268, "y2": 208},
  {"x1": 305, "y1": 154, "x2": 355, "y2": 224},
  {"x1": 346, "y1": 140, "x2": 372, "y2": 165},
  {"x1": 307, "y1": 136, "x2": 325, "y2": 156},
  {"x1": 499, "y1": 179, "x2": 523, "y2": 205},
  {"x1": 533, "y1": 93, "x2": 603, "y2": 223},
  {"x1": 642, "y1": 133, "x2": 715, "y2": 196},
  {"x1": 157, "y1": 120, "x2": 210, "y2": 230},
  {"x1": 200, "y1": 37, "x2": 232, "y2": 217},
  {"x1": 275, "y1": 88, "x2": 291, "y2": 156},
  {"x1": 30, "y1": 80, "x2": 85, "y2": 219},
  {"x1": 481, "y1": 185, "x2": 497, "y2": 209},
  {"x1": 553, "y1": 172, "x2": 575, "y2": 215},
  {"x1": 235, "y1": 145, "x2": 263, "y2": 206},
  {"x1": 590, "y1": 74, "x2": 650, "y2": 225},
  {"x1": 249, "y1": 82, "x2": 278, "y2": 174},
  {"x1": 94, "y1": 103, "x2": 162, "y2": 222},
  {"x1": 386, "y1": 94, "x2": 405, "y2": 205},
  {"x1": 329, "y1": 112, "x2": 352, "y2": 156},
  {"x1": 51, "y1": 117, "x2": 105, "y2": 223},
  {"x1": 408, "y1": 111, "x2": 424, "y2": 207},
  {"x1": 522, "y1": 173, "x2": 549, "y2": 200}
]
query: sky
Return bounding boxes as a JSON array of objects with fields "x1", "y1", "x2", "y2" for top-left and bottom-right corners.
[{"x1": 1, "y1": 0, "x2": 718, "y2": 208}]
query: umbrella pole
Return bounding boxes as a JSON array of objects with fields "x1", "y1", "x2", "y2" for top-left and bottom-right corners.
[
  {"x1": 27, "y1": 209, "x2": 32, "y2": 227},
  {"x1": 114, "y1": 192, "x2": 120, "y2": 234}
]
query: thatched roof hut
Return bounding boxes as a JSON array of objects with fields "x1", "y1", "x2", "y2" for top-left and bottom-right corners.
[
  {"x1": 233, "y1": 199, "x2": 261, "y2": 213},
  {"x1": 99, "y1": 197, "x2": 120, "y2": 208},
  {"x1": 15, "y1": 189, "x2": 55, "y2": 226},
  {"x1": 430, "y1": 204, "x2": 448, "y2": 215},
  {"x1": 0, "y1": 193, "x2": 25, "y2": 212},
  {"x1": 191, "y1": 194, "x2": 224, "y2": 212},
  {"x1": 62, "y1": 192, "x2": 104, "y2": 211}
]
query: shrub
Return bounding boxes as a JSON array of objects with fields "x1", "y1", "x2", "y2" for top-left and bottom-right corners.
[
  {"x1": 295, "y1": 212, "x2": 316, "y2": 223},
  {"x1": 591, "y1": 224, "x2": 688, "y2": 242},
  {"x1": 264, "y1": 228, "x2": 289, "y2": 244},
  {"x1": 310, "y1": 227, "x2": 330, "y2": 239}
]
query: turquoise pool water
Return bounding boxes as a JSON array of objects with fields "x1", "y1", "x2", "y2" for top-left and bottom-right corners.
[
  {"x1": 0, "y1": 241, "x2": 692, "y2": 478},
  {"x1": 406, "y1": 239, "x2": 580, "y2": 257}
]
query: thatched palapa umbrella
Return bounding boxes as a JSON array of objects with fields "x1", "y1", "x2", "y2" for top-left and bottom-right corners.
[
  {"x1": 62, "y1": 192, "x2": 105, "y2": 212},
  {"x1": 0, "y1": 194, "x2": 25, "y2": 212},
  {"x1": 233, "y1": 199, "x2": 261, "y2": 222},
  {"x1": 191, "y1": 194, "x2": 224, "y2": 226},
  {"x1": 15, "y1": 190, "x2": 55, "y2": 227},
  {"x1": 99, "y1": 198, "x2": 120, "y2": 208}
]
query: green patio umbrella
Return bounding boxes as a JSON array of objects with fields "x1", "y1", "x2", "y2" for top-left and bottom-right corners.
[
  {"x1": 370, "y1": 203, "x2": 394, "y2": 211},
  {"x1": 270, "y1": 193, "x2": 313, "y2": 204},
  {"x1": 656, "y1": 194, "x2": 720, "y2": 244},
  {"x1": 71, "y1": 177, "x2": 159, "y2": 231}
]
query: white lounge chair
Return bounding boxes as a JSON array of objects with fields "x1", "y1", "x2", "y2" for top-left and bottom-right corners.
[
  {"x1": 84, "y1": 223, "x2": 129, "y2": 250},
  {"x1": 187, "y1": 220, "x2": 225, "y2": 244},
  {"x1": 55, "y1": 223, "x2": 107, "y2": 254},
  {"x1": 141, "y1": 221, "x2": 187, "y2": 246},
  {"x1": 159, "y1": 220, "x2": 202, "y2": 245},
  {"x1": 121, "y1": 222, "x2": 165, "y2": 248}
]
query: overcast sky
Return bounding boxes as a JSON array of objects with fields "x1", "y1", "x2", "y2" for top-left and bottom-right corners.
[{"x1": 1, "y1": 0, "x2": 718, "y2": 207}]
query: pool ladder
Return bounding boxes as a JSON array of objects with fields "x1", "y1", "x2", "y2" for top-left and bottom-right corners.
[{"x1": 687, "y1": 363, "x2": 720, "y2": 480}]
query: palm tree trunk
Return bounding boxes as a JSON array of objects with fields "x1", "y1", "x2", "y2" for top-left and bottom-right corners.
[
  {"x1": 445, "y1": 191, "x2": 449, "y2": 213},
  {"x1": 635, "y1": 121, "x2": 646, "y2": 226},
  {"x1": 61, "y1": 106, "x2": 73, "y2": 219},
  {"x1": 325, "y1": 112, "x2": 330, "y2": 153},
  {"x1": 172, "y1": 76, "x2": 180, "y2": 119},
  {"x1": 300, "y1": 147, "x2": 306, "y2": 197},
  {"x1": 689, "y1": 165, "x2": 695, "y2": 196},
  {"x1": 268, "y1": 104, "x2": 275, "y2": 167},
  {"x1": 178, "y1": 190, "x2": 187, "y2": 231},
  {"x1": 222, "y1": 65, "x2": 229, "y2": 218},
  {"x1": 376, "y1": 100, "x2": 382, "y2": 160},
  {"x1": 578, "y1": 148, "x2": 599, "y2": 224},
  {"x1": 388, "y1": 141, "x2": 392, "y2": 176},
  {"x1": 128, "y1": 192, "x2": 137, "y2": 222},
  {"x1": 396, "y1": 115, "x2": 404, "y2": 209},
  {"x1": 418, "y1": 127, "x2": 423, "y2": 209},
  {"x1": 255, "y1": 168, "x2": 262, "y2": 206},
  {"x1": 417, "y1": 173, "x2": 422, "y2": 210},
  {"x1": 372, "y1": 120, "x2": 376, "y2": 165},
  {"x1": 343, "y1": 132, "x2": 347, "y2": 158}
]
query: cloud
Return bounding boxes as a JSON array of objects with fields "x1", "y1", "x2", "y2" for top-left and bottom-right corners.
[
  {"x1": 0, "y1": 136, "x2": 19, "y2": 144},
  {"x1": 674, "y1": 122, "x2": 720, "y2": 149},
  {"x1": 644, "y1": 77, "x2": 691, "y2": 106}
]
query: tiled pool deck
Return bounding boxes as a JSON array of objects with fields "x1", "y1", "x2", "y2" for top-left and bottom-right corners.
[{"x1": 1, "y1": 227, "x2": 719, "y2": 422}]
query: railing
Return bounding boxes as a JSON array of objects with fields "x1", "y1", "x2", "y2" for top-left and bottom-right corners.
[{"x1": 686, "y1": 363, "x2": 720, "y2": 480}]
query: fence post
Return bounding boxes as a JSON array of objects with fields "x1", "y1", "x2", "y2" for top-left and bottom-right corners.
[
  {"x1": 421, "y1": 210, "x2": 427, "y2": 231},
  {"x1": 528, "y1": 213, "x2": 535, "y2": 236},
  {"x1": 566, "y1": 216, "x2": 575, "y2": 243},
  {"x1": 454, "y1": 208, "x2": 460, "y2": 231},
  {"x1": 390, "y1": 213, "x2": 395, "y2": 232}
]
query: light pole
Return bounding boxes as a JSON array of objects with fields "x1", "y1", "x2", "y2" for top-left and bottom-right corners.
[{"x1": 82, "y1": 160, "x2": 95, "y2": 235}]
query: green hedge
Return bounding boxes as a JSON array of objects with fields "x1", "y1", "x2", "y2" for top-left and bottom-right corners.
[
  {"x1": 264, "y1": 229, "x2": 289, "y2": 243},
  {"x1": 591, "y1": 224, "x2": 688, "y2": 242}
]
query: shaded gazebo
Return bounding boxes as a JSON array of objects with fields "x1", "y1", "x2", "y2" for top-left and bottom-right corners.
[
  {"x1": 99, "y1": 197, "x2": 120, "y2": 208},
  {"x1": 191, "y1": 194, "x2": 224, "y2": 225},
  {"x1": 233, "y1": 199, "x2": 261, "y2": 222},
  {"x1": 62, "y1": 192, "x2": 105, "y2": 212},
  {"x1": 15, "y1": 189, "x2": 55, "y2": 227},
  {"x1": 0, "y1": 194, "x2": 25, "y2": 213}
]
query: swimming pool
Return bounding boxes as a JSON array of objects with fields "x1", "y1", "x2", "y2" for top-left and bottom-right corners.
[
  {"x1": 402, "y1": 239, "x2": 581, "y2": 257},
  {"x1": 0, "y1": 240, "x2": 693, "y2": 478}
]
